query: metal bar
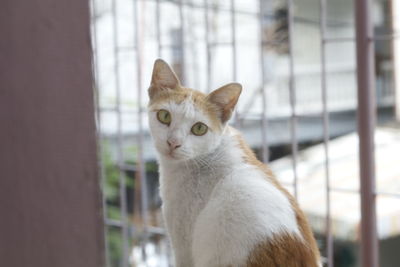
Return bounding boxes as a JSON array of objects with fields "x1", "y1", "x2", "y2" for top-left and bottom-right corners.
[
  {"x1": 210, "y1": 41, "x2": 235, "y2": 46},
  {"x1": 99, "y1": 107, "x2": 118, "y2": 112},
  {"x1": 100, "y1": 106, "x2": 144, "y2": 113},
  {"x1": 187, "y1": 0, "x2": 201, "y2": 90},
  {"x1": 178, "y1": 0, "x2": 185, "y2": 84},
  {"x1": 111, "y1": 0, "x2": 130, "y2": 266},
  {"x1": 105, "y1": 220, "x2": 167, "y2": 235},
  {"x1": 90, "y1": 0, "x2": 110, "y2": 266},
  {"x1": 204, "y1": 0, "x2": 211, "y2": 92},
  {"x1": 230, "y1": 0, "x2": 240, "y2": 126},
  {"x1": 355, "y1": 0, "x2": 379, "y2": 266},
  {"x1": 133, "y1": 0, "x2": 150, "y2": 260},
  {"x1": 258, "y1": 0, "x2": 269, "y2": 162},
  {"x1": 372, "y1": 33, "x2": 400, "y2": 41},
  {"x1": 376, "y1": 192, "x2": 400, "y2": 198},
  {"x1": 105, "y1": 219, "x2": 124, "y2": 228},
  {"x1": 323, "y1": 37, "x2": 355, "y2": 43},
  {"x1": 329, "y1": 187, "x2": 400, "y2": 198},
  {"x1": 394, "y1": 1, "x2": 400, "y2": 122},
  {"x1": 319, "y1": 0, "x2": 333, "y2": 265},
  {"x1": 287, "y1": 0, "x2": 299, "y2": 199},
  {"x1": 263, "y1": 37, "x2": 354, "y2": 46},
  {"x1": 160, "y1": 0, "x2": 258, "y2": 16},
  {"x1": 156, "y1": 0, "x2": 162, "y2": 57}
]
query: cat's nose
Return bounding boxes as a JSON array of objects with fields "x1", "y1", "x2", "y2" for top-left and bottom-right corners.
[{"x1": 167, "y1": 139, "x2": 181, "y2": 150}]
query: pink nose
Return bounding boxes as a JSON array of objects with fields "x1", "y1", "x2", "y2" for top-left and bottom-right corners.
[{"x1": 167, "y1": 140, "x2": 181, "y2": 150}]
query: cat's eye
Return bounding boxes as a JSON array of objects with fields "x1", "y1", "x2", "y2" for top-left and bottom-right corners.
[
  {"x1": 191, "y1": 122, "x2": 208, "y2": 136},
  {"x1": 157, "y1": 109, "x2": 171, "y2": 125}
]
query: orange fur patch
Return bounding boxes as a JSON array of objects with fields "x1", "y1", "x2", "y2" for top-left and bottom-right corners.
[
  {"x1": 246, "y1": 233, "x2": 319, "y2": 267},
  {"x1": 231, "y1": 129, "x2": 321, "y2": 266}
]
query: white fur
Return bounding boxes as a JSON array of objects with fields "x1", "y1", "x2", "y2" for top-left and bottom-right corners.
[
  {"x1": 148, "y1": 98, "x2": 300, "y2": 267},
  {"x1": 149, "y1": 98, "x2": 222, "y2": 162}
]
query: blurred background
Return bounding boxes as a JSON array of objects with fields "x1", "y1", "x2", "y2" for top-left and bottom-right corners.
[{"x1": 90, "y1": 0, "x2": 400, "y2": 266}]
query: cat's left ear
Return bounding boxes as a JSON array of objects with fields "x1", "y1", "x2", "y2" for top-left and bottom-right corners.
[
  {"x1": 207, "y1": 83, "x2": 242, "y2": 123},
  {"x1": 149, "y1": 59, "x2": 181, "y2": 99}
]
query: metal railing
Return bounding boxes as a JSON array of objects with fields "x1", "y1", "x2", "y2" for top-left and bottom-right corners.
[{"x1": 90, "y1": 0, "x2": 400, "y2": 266}]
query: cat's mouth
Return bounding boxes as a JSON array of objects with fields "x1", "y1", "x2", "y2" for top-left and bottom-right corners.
[
  {"x1": 167, "y1": 150, "x2": 177, "y2": 159},
  {"x1": 165, "y1": 149, "x2": 185, "y2": 161},
  {"x1": 157, "y1": 144, "x2": 187, "y2": 160}
]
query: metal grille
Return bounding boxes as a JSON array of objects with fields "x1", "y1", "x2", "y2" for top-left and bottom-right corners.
[{"x1": 90, "y1": 0, "x2": 400, "y2": 266}]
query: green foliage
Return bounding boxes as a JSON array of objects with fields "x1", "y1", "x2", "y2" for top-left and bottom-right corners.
[
  {"x1": 107, "y1": 227, "x2": 123, "y2": 267},
  {"x1": 102, "y1": 141, "x2": 121, "y2": 220},
  {"x1": 101, "y1": 140, "x2": 157, "y2": 266},
  {"x1": 101, "y1": 140, "x2": 133, "y2": 266}
]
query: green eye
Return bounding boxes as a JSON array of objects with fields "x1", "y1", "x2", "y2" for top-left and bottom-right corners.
[
  {"x1": 191, "y1": 122, "x2": 208, "y2": 136},
  {"x1": 157, "y1": 109, "x2": 171, "y2": 125}
]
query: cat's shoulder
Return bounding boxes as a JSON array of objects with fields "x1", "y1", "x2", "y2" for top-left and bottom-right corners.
[{"x1": 211, "y1": 165, "x2": 297, "y2": 221}]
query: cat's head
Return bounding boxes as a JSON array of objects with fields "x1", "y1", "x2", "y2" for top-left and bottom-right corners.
[{"x1": 148, "y1": 59, "x2": 242, "y2": 161}]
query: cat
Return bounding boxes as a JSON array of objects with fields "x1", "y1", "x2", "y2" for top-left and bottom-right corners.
[{"x1": 147, "y1": 59, "x2": 321, "y2": 267}]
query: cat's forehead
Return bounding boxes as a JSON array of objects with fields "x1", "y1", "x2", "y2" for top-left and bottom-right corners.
[{"x1": 149, "y1": 88, "x2": 205, "y2": 105}]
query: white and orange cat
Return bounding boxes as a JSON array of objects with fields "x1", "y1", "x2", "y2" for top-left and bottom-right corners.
[{"x1": 148, "y1": 59, "x2": 320, "y2": 267}]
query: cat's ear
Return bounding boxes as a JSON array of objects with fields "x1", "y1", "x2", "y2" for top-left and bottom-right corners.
[
  {"x1": 207, "y1": 83, "x2": 242, "y2": 123},
  {"x1": 149, "y1": 59, "x2": 181, "y2": 99}
]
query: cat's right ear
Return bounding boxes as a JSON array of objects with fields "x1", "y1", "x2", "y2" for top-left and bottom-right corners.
[{"x1": 149, "y1": 59, "x2": 181, "y2": 99}]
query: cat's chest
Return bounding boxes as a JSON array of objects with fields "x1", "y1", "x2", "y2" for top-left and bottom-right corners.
[
  {"x1": 159, "y1": 167, "x2": 219, "y2": 232},
  {"x1": 160, "y1": 171, "x2": 211, "y2": 215}
]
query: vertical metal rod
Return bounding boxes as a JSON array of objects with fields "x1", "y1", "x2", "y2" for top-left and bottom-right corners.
[
  {"x1": 393, "y1": 0, "x2": 400, "y2": 121},
  {"x1": 111, "y1": 0, "x2": 130, "y2": 266},
  {"x1": 230, "y1": 0, "x2": 237, "y2": 81},
  {"x1": 156, "y1": 0, "x2": 162, "y2": 58},
  {"x1": 355, "y1": 0, "x2": 379, "y2": 266},
  {"x1": 133, "y1": 0, "x2": 150, "y2": 260},
  {"x1": 318, "y1": 0, "x2": 333, "y2": 265},
  {"x1": 90, "y1": 0, "x2": 111, "y2": 266},
  {"x1": 178, "y1": 0, "x2": 186, "y2": 84},
  {"x1": 187, "y1": 0, "x2": 200, "y2": 90},
  {"x1": 258, "y1": 0, "x2": 269, "y2": 162},
  {"x1": 90, "y1": 0, "x2": 100, "y2": 129},
  {"x1": 230, "y1": 0, "x2": 240, "y2": 126},
  {"x1": 287, "y1": 0, "x2": 299, "y2": 199},
  {"x1": 204, "y1": 0, "x2": 211, "y2": 92}
]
